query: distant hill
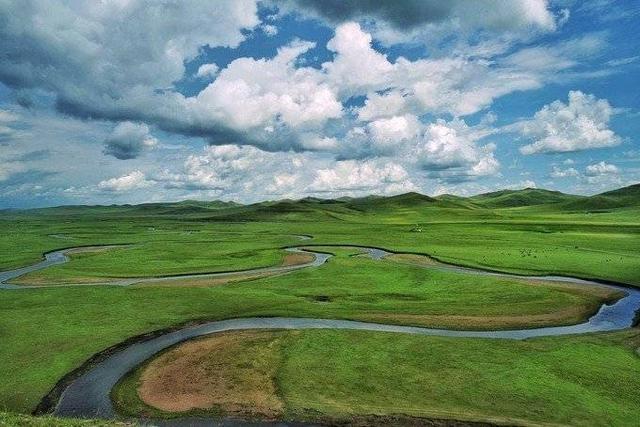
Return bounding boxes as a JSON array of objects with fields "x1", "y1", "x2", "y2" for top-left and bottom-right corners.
[
  {"x1": 345, "y1": 192, "x2": 437, "y2": 210},
  {"x1": 468, "y1": 188, "x2": 584, "y2": 208},
  {"x1": 562, "y1": 183, "x2": 640, "y2": 211},
  {"x1": 3, "y1": 184, "x2": 638, "y2": 219},
  {"x1": 16, "y1": 199, "x2": 241, "y2": 217}
]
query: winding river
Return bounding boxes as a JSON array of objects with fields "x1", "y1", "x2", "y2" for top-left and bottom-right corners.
[{"x1": 2, "y1": 240, "x2": 639, "y2": 424}]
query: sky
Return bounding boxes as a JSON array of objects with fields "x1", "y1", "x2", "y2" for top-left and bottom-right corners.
[{"x1": 0, "y1": 0, "x2": 639, "y2": 208}]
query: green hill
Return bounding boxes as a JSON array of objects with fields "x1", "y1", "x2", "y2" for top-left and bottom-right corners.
[
  {"x1": 345, "y1": 192, "x2": 437, "y2": 210},
  {"x1": 562, "y1": 183, "x2": 640, "y2": 211},
  {"x1": 469, "y1": 188, "x2": 584, "y2": 209},
  {"x1": 3, "y1": 184, "x2": 638, "y2": 221}
]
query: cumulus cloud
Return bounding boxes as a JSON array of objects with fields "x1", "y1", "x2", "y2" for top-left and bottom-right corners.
[
  {"x1": 285, "y1": 0, "x2": 558, "y2": 32},
  {"x1": 550, "y1": 165, "x2": 579, "y2": 178},
  {"x1": 507, "y1": 179, "x2": 537, "y2": 189},
  {"x1": 323, "y1": 22, "x2": 394, "y2": 97},
  {"x1": 357, "y1": 90, "x2": 407, "y2": 122},
  {"x1": 1, "y1": 2, "x2": 627, "y2": 207},
  {"x1": 156, "y1": 145, "x2": 308, "y2": 195},
  {"x1": 103, "y1": 122, "x2": 158, "y2": 160},
  {"x1": 196, "y1": 63, "x2": 220, "y2": 79},
  {"x1": 156, "y1": 145, "x2": 417, "y2": 199},
  {"x1": 262, "y1": 24, "x2": 279, "y2": 36},
  {"x1": 337, "y1": 114, "x2": 499, "y2": 182},
  {"x1": 0, "y1": 0, "x2": 260, "y2": 132},
  {"x1": 309, "y1": 160, "x2": 415, "y2": 194},
  {"x1": 198, "y1": 40, "x2": 341, "y2": 129},
  {"x1": 412, "y1": 120, "x2": 499, "y2": 180},
  {"x1": 0, "y1": 4, "x2": 603, "y2": 156},
  {"x1": 585, "y1": 161, "x2": 619, "y2": 176},
  {"x1": 98, "y1": 170, "x2": 151, "y2": 192},
  {"x1": 336, "y1": 23, "x2": 597, "y2": 119},
  {"x1": 515, "y1": 91, "x2": 620, "y2": 155}
]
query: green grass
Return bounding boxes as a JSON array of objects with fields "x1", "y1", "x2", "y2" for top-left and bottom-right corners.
[
  {"x1": 112, "y1": 328, "x2": 640, "y2": 426},
  {"x1": 1, "y1": 184, "x2": 639, "y2": 423},
  {"x1": 0, "y1": 249, "x2": 615, "y2": 412},
  {"x1": 280, "y1": 329, "x2": 640, "y2": 426},
  {"x1": 0, "y1": 412, "x2": 131, "y2": 426},
  {"x1": 12, "y1": 241, "x2": 287, "y2": 284}
]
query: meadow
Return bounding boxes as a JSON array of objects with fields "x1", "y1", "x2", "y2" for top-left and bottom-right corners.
[
  {"x1": 1, "y1": 185, "x2": 639, "y2": 425},
  {"x1": 113, "y1": 328, "x2": 640, "y2": 426}
]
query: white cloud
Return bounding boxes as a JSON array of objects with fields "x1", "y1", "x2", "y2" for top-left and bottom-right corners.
[
  {"x1": 337, "y1": 115, "x2": 499, "y2": 181},
  {"x1": 323, "y1": 22, "x2": 394, "y2": 97},
  {"x1": 193, "y1": 40, "x2": 342, "y2": 141},
  {"x1": 550, "y1": 166, "x2": 579, "y2": 178},
  {"x1": 196, "y1": 63, "x2": 220, "y2": 79},
  {"x1": 262, "y1": 24, "x2": 278, "y2": 36},
  {"x1": 357, "y1": 90, "x2": 407, "y2": 121},
  {"x1": 516, "y1": 91, "x2": 620, "y2": 154},
  {"x1": 411, "y1": 119, "x2": 499, "y2": 179},
  {"x1": 1, "y1": 3, "x2": 629, "y2": 207},
  {"x1": 342, "y1": 26, "x2": 603, "y2": 120},
  {"x1": 98, "y1": 170, "x2": 151, "y2": 192},
  {"x1": 156, "y1": 145, "x2": 418, "y2": 200},
  {"x1": 512, "y1": 180, "x2": 537, "y2": 189},
  {"x1": 309, "y1": 160, "x2": 415, "y2": 194},
  {"x1": 0, "y1": 7, "x2": 608, "y2": 157},
  {"x1": 156, "y1": 145, "x2": 309, "y2": 196},
  {"x1": 0, "y1": 1, "x2": 260, "y2": 119},
  {"x1": 103, "y1": 122, "x2": 158, "y2": 160},
  {"x1": 585, "y1": 161, "x2": 619, "y2": 176}
]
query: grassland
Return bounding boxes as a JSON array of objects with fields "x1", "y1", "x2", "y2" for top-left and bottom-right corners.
[
  {"x1": 2, "y1": 248, "x2": 618, "y2": 413},
  {"x1": 113, "y1": 328, "x2": 640, "y2": 426},
  {"x1": 1, "y1": 184, "x2": 639, "y2": 425},
  {"x1": 3, "y1": 187, "x2": 640, "y2": 286},
  {"x1": 0, "y1": 412, "x2": 131, "y2": 426}
]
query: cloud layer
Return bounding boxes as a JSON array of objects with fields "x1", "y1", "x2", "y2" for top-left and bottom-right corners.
[{"x1": 0, "y1": 1, "x2": 635, "y2": 207}]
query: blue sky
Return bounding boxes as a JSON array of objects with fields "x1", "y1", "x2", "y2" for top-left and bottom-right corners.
[{"x1": 0, "y1": 0, "x2": 638, "y2": 208}]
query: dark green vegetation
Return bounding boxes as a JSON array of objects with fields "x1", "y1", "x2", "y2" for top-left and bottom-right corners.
[
  {"x1": 0, "y1": 412, "x2": 131, "y2": 426},
  {"x1": 114, "y1": 329, "x2": 640, "y2": 426},
  {"x1": 1, "y1": 184, "x2": 639, "y2": 425}
]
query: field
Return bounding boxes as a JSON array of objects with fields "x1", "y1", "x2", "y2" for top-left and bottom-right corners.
[
  {"x1": 1, "y1": 185, "x2": 640, "y2": 426},
  {"x1": 113, "y1": 329, "x2": 640, "y2": 426}
]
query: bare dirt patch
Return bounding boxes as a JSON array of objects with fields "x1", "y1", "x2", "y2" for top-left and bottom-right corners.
[
  {"x1": 137, "y1": 330, "x2": 286, "y2": 418},
  {"x1": 281, "y1": 251, "x2": 315, "y2": 267},
  {"x1": 361, "y1": 303, "x2": 603, "y2": 330},
  {"x1": 137, "y1": 272, "x2": 271, "y2": 288},
  {"x1": 386, "y1": 253, "x2": 441, "y2": 267}
]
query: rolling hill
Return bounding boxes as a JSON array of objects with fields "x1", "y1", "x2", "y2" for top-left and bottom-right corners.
[
  {"x1": 3, "y1": 184, "x2": 638, "y2": 221},
  {"x1": 561, "y1": 183, "x2": 640, "y2": 211},
  {"x1": 468, "y1": 188, "x2": 584, "y2": 209}
]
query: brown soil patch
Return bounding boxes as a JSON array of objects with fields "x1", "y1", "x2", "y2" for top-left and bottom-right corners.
[
  {"x1": 281, "y1": 251, "x2": 315, "y2": 266},
  {"x1": 386, "y1": 253, "x2": 441, "y2": 267},
  {"x1": 524, "y1": 279, "x2": 624, "y2": 302},
  {"x1": 137, "y1": 330, "x2": 285, "y2": 418},
  {"x1": 361, "y1": 303, "x2": 600, "y2": 330},
  {"x1": 137, "y1": 272, "x2": 272, "y2": 288}
]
